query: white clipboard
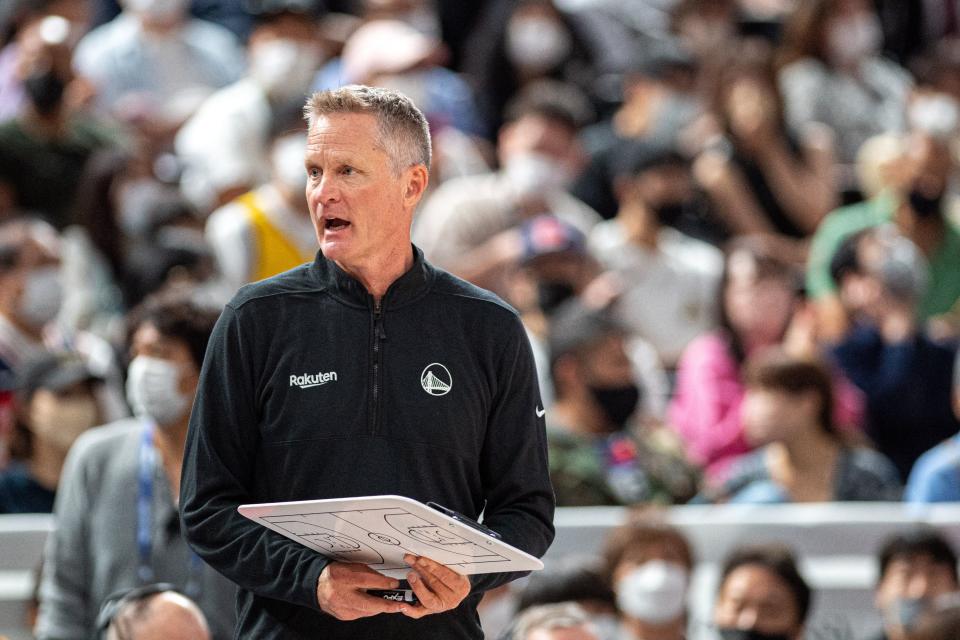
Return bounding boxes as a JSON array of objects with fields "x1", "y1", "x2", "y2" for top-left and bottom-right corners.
[{"x1": 238, "y1": 495, "x2": 544, "y2": 578}]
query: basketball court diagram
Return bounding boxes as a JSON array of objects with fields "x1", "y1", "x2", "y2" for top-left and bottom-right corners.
[{"x1": 262, "y1": 506, "x2": 509, "y2": 573}]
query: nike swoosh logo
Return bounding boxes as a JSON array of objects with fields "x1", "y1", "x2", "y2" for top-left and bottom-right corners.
[
  {"x1": 536, "y1": 406, "x2": 546, "y2": 418},
  {"x1": 298, "y1": 381, "x2": 331, "y2": 389}
]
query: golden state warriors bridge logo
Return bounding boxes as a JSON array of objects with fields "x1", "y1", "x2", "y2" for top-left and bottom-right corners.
[{"x1": 420, "y1": 363, "x2": 452, "y2": 396}]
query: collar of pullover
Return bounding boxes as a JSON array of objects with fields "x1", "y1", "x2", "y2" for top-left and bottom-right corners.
[{"x1": 309, "y1": 244, "x2": 433, "y2": 310}]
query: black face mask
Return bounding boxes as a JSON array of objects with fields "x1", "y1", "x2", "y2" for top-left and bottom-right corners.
[
  {"x1": 587, "y1": 383, "x2": 640, "y2": 430},
  {"x1": 717, "y1": 628, "x2": 792, "y2": 640},
  {"x1": 651, "y1": 201, "x2": 686, "y2": 227},
  {"x1": 23, "y1": 69, "x2": 66, "y2": 116},
  {"x1": 537, "y1": 281, "x2": 575, "y2": 316},
  {"x1": 908, "y1": 186, "x2": 944, "y2": 219}
]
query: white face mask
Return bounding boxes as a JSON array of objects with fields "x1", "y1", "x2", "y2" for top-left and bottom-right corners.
[
  {"x1": 503, "y1": 151, "x2": 571, "y2": 199},
  {"x1": 124, "y1": 0, "x2": 189, "y2": 22},
  {"x1": 909, "y1": 94, "x2": 960, "y2": 140},
  {"x1": 827, "y1": 12, "x2": 882, "y2": 66},
  {"x1": 615, "y1": 560, "x2": 689, "y2": 624},
  {"x1": 271, "y1": 133, "x2": 309, "y2": 194},
  {"x1": 18, "y1": 266, "x2": 63, "y2": 329},
  {"x1": 506, "y1": 15, "x2": 572, "y2": 73},
  {"x1": 250, "y1": 39, "x2": 321, "y2": 99},
  {"x1": 126, "y1": 355, "x2": 192, "y2": 426}
]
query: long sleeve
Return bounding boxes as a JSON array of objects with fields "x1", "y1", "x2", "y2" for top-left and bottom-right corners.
[
  {"x1": 35, "y1": 442, "x2": 94, "y2": 640},
  {"x1": 471, "y1": 314, "x2": 555, "y2": 593},
  {"x1": 179, "y1": 304, "x2": 330, "y2": 611}
]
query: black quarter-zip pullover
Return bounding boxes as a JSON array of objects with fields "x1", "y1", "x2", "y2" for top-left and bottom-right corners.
[{"x1": 180, "y1": 245, "x2": 555, "y2": 639}]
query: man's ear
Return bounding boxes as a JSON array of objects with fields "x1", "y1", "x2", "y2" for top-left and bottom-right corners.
[{"x1": 403, "y1": 164, "x2": 429, "y2": 208}]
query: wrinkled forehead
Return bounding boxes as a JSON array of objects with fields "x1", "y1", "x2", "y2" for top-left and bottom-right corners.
[{"x1": 306, "y1": 112, "x2": 387, "y2": 156}]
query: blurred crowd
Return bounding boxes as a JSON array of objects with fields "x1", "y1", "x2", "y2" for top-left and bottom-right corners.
[{"x1": 2, "y1": 0, "x2": 960, "y2": 638}]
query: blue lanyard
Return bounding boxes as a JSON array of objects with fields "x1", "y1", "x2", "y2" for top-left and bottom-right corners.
[{"x1": 137, "y1": 421, "x2": 203, "y2": 598}]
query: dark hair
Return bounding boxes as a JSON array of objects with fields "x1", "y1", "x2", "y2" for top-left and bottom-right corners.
[
  {"x1": 516, "y1": 555, "x2": 615, "y2": 613},
  {"x1": 777, "y1": 0, "x2": 837, "y2": 68},
  {"x1": 503, "y1": 79, "x2": 594, "y2": 133},
  {"x1": 70, "y1": 150, "x2": 131, "y2": 284},
  {"x1": 125, "y1": 288, "x2": 222, "y2": 370},
  {"x1": 547, "y1": 302, "x2": 625, "y2": 393},
  {"x1": 710, "y1": 44, "x2": 789, "y2": 141},
  {"x1": 877, "y1": 529, "x2": 959, "y2": 585},
  {"x1": 743, "y1": 349, "x2": 837, "y2": 436},
  {"x1": 612, "y1": 143, "x2": 689, "y2": 184},
  {"x1": 719, "y1": 543, "x2": 811, "y2": 625},
  {"x1": 718, "y1": 237, "x2": 800, "y2": 365},
  {"x1": 602, "y1": 520, "x2": 695, "y2": 582}
]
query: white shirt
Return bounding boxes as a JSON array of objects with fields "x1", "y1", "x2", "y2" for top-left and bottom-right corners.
[
  {"x1": 205, "y1": 183, "x2": 317, "y2": 293},
  {"x1": 589, "y1": 221, "x2": 723, "y2": 367}
]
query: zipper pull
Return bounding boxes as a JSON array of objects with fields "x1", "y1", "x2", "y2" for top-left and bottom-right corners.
[{"x1": 374, "y1": 299, "x2": 387, "y2": 340}]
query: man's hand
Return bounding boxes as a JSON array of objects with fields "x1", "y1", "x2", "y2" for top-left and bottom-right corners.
[
  {"x1": 316, "y1": 562, "x2": 409, "y2": 620},
  {"x1": 402, "y1": 554, "x2": 471, "y2": 619}
]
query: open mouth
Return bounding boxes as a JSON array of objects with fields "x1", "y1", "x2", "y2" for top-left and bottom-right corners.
[{"x1": 324, "y1": 218, "x2": 351, "y2": 231}]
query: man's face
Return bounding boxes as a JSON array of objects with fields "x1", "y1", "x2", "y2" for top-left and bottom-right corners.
[
  {"x1": 498, "y1": 114, "x2": 581, "y2": 178},
  {"x1": 714, "y1": 565, "x2": 804, "y2": 639},
  {"x1": 305, "y1": 112, "x2": 423, "y2": 271},
  {"x1": 876, "y1": 554, "x2": 959, "y2": 611}
]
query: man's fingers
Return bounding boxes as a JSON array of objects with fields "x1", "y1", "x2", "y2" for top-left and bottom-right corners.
[
  {"x1": 408, "y1": 556, "x2": 463, "y2": 598},
  {"x1": 332, "y1": 564, "x2": 401, "y2": 590},
  {"x1": 407, "y1": 571, "x2": 443, "y2": 610},
  {"x1": 330, "y1": 590, "x2": 408, "y2": 620}
]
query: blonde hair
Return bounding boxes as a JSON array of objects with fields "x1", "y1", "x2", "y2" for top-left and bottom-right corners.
[{"x1": 303, "y1": 85, "x2": 432, "y2": 174}]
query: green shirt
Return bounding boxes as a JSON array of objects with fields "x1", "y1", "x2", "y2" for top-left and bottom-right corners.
[{"x1": 806, "y1": 194, "x2": 960, "y2": 319}]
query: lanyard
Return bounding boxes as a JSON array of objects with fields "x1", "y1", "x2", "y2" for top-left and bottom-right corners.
[{"x1": 137, "y1": 421, "x2": 203, "y2": 598}]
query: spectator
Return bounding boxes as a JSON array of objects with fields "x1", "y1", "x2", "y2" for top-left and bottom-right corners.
[
  {"x1": 97, "y1": 583, "x2": 211, "y2": 640},
  {"x1": 700, "y1": 349, "x2": 901, "y2": 503},
  {"x1": 776, "y1": 0, "x2": 913, "y2": 167},
  {"x1": 204, "y1": 131, "x2": 315, "y2": 293},
  {"x1": 870, "y1": 529, "x2": 960, "y2": 640},
  {"x1": 829, "y1": 226, "x2": 960, "y2": 480},
  {"x1": 693, "y1": 44, "x2": 836, "y2": 262},
  {"x1": 670, "y1": 239, "x2": 862, "y2": 482},
  {"x1": 905, "y1": 349, "x2": 960, "y2": 503},
  {"x1": 511, "y1": 602, "x2": 600, "y2": 640},
  {"x1": 175, "y1": 0, "x2": 326, "y2": 212},
  {"x1": 713, "y1": 544, "x2": 811, "y2": 640},
  {"x1": 588, "y1": 145, "x2": 722, "y2": 367},
  {"x1": 601, "y1": 520, "x2": 694, "y2": 640},
  {"x1": 0, "y1": 13, "x2": 119, "y2": 227},
  {"x1": 546, "y1": 302, "x2": 697, "y2": 507},
  {"x1": 35, "y1": 289, "x2": 237, "y2": 640},
  {"x1": 73, "y1": 0, "x2": 244, "y2": 135},
  {"x1": 807, "y1": 132, "x2": 960, "y2": 340},
  {"x1": 0, "y1": 351, "x2": 103, "y2": 512},
  {"x1": 413, "y1": 80, "x2": 599, "y2": 293}
]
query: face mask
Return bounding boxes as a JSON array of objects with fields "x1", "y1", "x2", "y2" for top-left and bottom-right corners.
[
  {"x1": 18, "y1": 266, "x2": 63, "y2": 329},
  {"x1": 537, "y1": 281, "x2": 575, "y2": 315},
  {"x1": 504, "y1": 152, "x2": 571, "y2": 199},
  {"x1": 30, "y1": 393, "x2": 99, "y2": 452},
  {"x1": 908, "y1": 186, "x2": 944, "y2": 219},
  {"x1": 718, "y1": 629, "x2": 791, "y2": 640},
  {"x1": 250, "y1": 39, "x2": 321, "y2": 99},
  {"x1": 651, "y1": 201, "x2": 686, "y2": 227},
  {"x1": 23, "y1": 70, "x2": 66, "y2": 116},
  {"x1": 124, "y1": 0, "x2": 188, "y2": 22},
  {"x1": 827, "y1": 12, "x2": 882, "y2": 66},
  {"x1": 271, "y1": 133, "x2": 308, "y2": 194},
  {"x1": 126, "y1": 356, "x2": 191, "y2": 426},
  {"x1": 506, "y1": 16, "x2": 572, "y2": 73},
  {"x1": 909, "y1": 94, "x2": 960, "y2": 140},
  {"x1": 616, "y1": 560, "x2": 689, "y2": 624},
  {"x1": 588, "y1": 383, "x2": 640, "y2": 430},
  {"x1": 885, "y1": 596, "x2": 930, "y2": 633}
]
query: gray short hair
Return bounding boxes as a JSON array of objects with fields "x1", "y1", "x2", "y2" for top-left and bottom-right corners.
[
  {"x1": 512, "y1": 602, "x2": 595, "y2": 640},
  {"x1": 303, "y1": 85, "x2": 432, "y2": 173}
]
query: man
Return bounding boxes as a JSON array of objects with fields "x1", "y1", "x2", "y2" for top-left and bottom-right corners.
[
  {"x1": 412, "y1": 79, "x2": 598, "y2": 292},
  {"x1": 180, "y1": 86, "x2": 555, "y2": 638},
  {"x1": 204, "y1": 131, "x2": 316, "y2": 292},
  {"x1": 35, "y1": 289, "x2": 236, "y2": 640},
  {"x1": 713, "y1": 544, "x2": 811, "y2": 640},
  {"x1": 175, "y1": 0, "x2": 326, "y2": 212},
  {"x1": 98, "y1": 584, "x2": 212, "y2": 640},
  {"x1": 546, "y1": 302, "x2": 696, "y2": 507},
  {"x1": 511, "y1": 602, "x2": 601, "y2": 640},
  {"x1": 906, "y1": 349, "x2": 960, "y2": 502},
  {"x1": 869, "y1": 529, "x2": 960, "y2": 640}
]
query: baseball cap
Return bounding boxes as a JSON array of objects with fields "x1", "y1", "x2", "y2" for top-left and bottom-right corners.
[{"x1": 520, "y1": 215, "x2": 586, "y2": 264}]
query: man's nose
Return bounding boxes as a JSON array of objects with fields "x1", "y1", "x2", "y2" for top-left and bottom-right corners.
[
  {"x1": 311, "y1": 175, "x2": 340, "y2": 205},
  {"x1": 907, "y1": 573, "x2": 934, "y2": 599}
]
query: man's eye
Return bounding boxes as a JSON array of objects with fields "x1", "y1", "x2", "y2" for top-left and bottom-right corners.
[
  {"x1": 308, "y1": 167, "x2": 320, "y2": 178},
  {"x1": 341, "y1": 166, "x2": 355, "y2": 175}
]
